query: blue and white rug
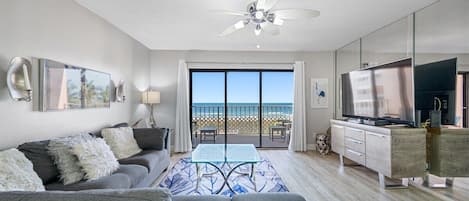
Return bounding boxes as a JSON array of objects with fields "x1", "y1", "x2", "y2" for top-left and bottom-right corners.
[{"x1": 159, "y1": 157, "x2": 289, "y2": 197}]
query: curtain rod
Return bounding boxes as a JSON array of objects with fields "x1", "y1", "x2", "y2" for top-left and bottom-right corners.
[{"x1": 186, "y1": 61, "x2": 295, "y2": 65}]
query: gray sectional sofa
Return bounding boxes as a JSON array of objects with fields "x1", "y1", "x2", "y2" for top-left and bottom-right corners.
[
  {"x1": 17, "y1": 125, "x2": 171, "y2": 191},
  {"x1": 4, "y1": 124, "x2": 306, "y2": 201}
]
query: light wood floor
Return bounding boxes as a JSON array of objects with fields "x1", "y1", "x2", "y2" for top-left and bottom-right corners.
[{"x1": 155, "y1": 150, "x2": 469, "y2": 201}]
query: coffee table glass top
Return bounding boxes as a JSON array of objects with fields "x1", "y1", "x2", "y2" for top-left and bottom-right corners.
[{"x1": 191, "y1": 144, "x2": 260, "y2": 163}]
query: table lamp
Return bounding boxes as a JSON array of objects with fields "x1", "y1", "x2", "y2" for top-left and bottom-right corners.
[{"x1": 142, "y1": 90, "x2": 160, "y2": 128}]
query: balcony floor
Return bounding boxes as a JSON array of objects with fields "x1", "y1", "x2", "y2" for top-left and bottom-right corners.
[{"x1": 191, "y1": 134, "x2": 289, "y2": 148}]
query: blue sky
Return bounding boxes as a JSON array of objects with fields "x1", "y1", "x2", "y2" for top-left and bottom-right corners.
[{"x1": 192, "y1": 72, "x2": 293, "y2": 103}]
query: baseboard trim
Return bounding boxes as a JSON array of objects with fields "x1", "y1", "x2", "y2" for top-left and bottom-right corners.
[{"x1": 307, "y1": 144, "x2": 316, "y2": 151}]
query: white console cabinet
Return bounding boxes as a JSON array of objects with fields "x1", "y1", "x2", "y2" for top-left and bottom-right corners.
[{"x1": 331, "y1": 120, "x2": 427, "y2": 189}]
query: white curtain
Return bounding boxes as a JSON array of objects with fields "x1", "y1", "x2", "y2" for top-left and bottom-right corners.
[
  {"x1": 289, "y1": 61, "x2": 307, "y2": 152},
  {"x1": 174, "y1": 60, "x2": 193, "y2": 153}
]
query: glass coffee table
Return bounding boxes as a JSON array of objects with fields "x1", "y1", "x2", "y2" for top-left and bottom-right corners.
[{"x1": 191, "y1": 144, "x2": 261, "y2": 194}]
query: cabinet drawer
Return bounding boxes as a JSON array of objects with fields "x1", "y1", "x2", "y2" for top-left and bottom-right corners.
[
  {"x1": 345, "y1": 137, "x2": 365, "y2": 153},
  {"x1": 345, "y1": 148, "x2": 365, "y2": 165},
  {"x1": 345, "y1": 127, "x2": 365, "y2": 141},
  {"x1": 365, "y1": 131, "x2": 390, "y2": 159}
]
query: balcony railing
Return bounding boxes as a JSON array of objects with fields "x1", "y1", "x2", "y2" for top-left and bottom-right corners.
[{"x1": 191, "y1": 104, "x2": 292, "y2": 135}]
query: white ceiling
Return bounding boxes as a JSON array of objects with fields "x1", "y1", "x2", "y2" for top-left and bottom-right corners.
[{"x1": 75, "y1": 0, "x2": 436, "y2": 51}]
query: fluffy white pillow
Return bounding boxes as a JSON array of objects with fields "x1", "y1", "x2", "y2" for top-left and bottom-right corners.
[
  {"x1": 72, "y1": 138, "x2": 119, "y2": 181},
  {"x1": 0, "y1": 148, "x2": 45, "y2": 192},
  {"x1": 101, "y1": 127, "x2": 142, "y2": 159},
  {"x1": 48, "y1": 134, "x2": 94, "y2": 185}
]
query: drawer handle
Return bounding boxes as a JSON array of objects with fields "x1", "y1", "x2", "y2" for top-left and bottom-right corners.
[
  {"x1": 347, "y1": 149, "x2": 363, "y2": 156},
  {"x1": 368, "y1": 132, "x2": 386, "y2": 138},
  {"x1": 346, "y1": 138, "x2": 363, "y2": 144},
  {"x1": 348, "y1": 128, "x2": 363, "y2": 133}
]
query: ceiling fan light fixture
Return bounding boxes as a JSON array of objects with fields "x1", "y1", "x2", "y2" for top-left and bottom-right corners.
[
  {"x1": 234, "y1": 20, "x2": 245, "y2": 29},
  {"x1": 255, "y1": 11, "x2": 264, "y2": 19},
  {"x1": 254, "y1": 25, "x2": 262, "y2": 36},
  {"x1": 273, "y1": 17, "x2": 284, "y2": 26}
]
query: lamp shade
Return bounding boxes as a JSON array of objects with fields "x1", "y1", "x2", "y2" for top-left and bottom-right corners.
[{"x1": 142, "y1": 91, "x2": 160, "y2": 104}]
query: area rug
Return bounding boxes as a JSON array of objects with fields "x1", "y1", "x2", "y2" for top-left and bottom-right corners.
[{"x1": 159, "y1": 157, "x2": 288, "y2": 197}]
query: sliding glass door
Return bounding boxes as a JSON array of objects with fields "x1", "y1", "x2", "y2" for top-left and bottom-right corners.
[
  {"x1": 190, "y1": 69, "x2": 293, "y2": 148},
  {"x1": 227, "y1": 72, "x2": 260, "y2": 147},
  {"x1": 191, "y1": 72, "x2": 225, "y2": 146}
]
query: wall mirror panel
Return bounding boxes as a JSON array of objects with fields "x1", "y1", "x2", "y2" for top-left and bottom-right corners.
[
  {"x1": 415, "y1": 0, "x2": 469, "y2": 128},
  {"x1": 361, "y1": 16, "x2": 413, "y2": 68},
  {"x1": 335, "y1": 39, "x2": 361, "y2": 118}
]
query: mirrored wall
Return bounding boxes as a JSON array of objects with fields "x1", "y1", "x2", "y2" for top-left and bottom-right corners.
[{"x1": 335, "y1": 0, "x2": 469, "y2": 128}]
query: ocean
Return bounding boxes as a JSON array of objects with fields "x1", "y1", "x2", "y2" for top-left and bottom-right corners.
[{"x1": 191, "y1": 103, "x2": 293, "y2": 118}]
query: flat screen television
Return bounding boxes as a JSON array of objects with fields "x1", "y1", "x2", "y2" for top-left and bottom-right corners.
[
  {"x1": 414, "y1": 58, "x2": 457, "y2": 125},
  {"x1": 341, "y1": 58, "x2": 414, "y2": 124}
]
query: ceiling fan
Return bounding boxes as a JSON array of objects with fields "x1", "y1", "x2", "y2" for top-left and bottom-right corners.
[{"x1": 215, "y1": 0, "x2": 320, "y2": 37}]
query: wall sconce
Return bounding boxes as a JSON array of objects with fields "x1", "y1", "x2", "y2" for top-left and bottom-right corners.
[
  {"x1": 6, "y1": 57, "x2": 33, "y2": 102},
  {"x1": 115, "y1": 80, "x2": 126, "y2": 103},
  {"x1": 142, "y1": 90, "x2": 160, "y2": 128}
]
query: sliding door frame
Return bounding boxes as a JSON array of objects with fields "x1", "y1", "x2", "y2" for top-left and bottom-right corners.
[
  {"x1": 462, "y1": 72, "x2": 468, "y2": 128},
  {"x1": 189, "y1": 69, "x2": 293, "y2": 148}
]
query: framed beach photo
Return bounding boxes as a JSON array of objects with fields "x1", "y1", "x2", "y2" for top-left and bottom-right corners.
[{"x1": 311, "y1": 78, "x2": 328, "y2": 109}]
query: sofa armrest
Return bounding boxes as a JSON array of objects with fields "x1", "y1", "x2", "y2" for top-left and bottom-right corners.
[
  {"x1": 132, "y1": 128, "x2": 168, "y2": 150},
  {"x1": 0, "y1": 188, "x2": 171, "y2": 201}
]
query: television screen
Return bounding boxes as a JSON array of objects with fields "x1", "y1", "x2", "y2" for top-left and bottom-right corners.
[
  {"x1": 341, "y1": 58, "x2": 414, "y2": 123},
  {"x1": 39, "y1": 59, "x2": 111, "y2": 111},
  {"x1": 414, "y1": 58, "x2": 457, "y2": 125}
]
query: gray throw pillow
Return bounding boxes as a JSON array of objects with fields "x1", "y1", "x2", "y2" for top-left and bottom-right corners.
[
  {"x1": 133, "y1": 128, "x2": 166, "y2": 150},
  {"x1": 48, "y1": 134, "x2": 94, "y2": 185},
  {"x1": 18, "y1": 140, "x2": 59, "y2": 184}
]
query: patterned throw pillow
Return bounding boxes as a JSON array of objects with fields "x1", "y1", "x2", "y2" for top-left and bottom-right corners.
[
  {"x1": 48, "y1": 134, "x2": 94, "y2": 185},
  {"x1": 72, "y1": 138, "x2": 119, "y2": 181},
  {"x1": 0, "y1": 149, "x2": 45, "y2": 192},
  {"x1": 101, "y1": 127, "x2": 142, "y2": 159}
]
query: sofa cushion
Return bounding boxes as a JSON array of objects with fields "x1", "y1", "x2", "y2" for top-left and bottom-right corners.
[
  {"x1": 45, "y1": 173, "x2": 131, "y2": 191},
  {"x1": 17, "y1": 140, "x2": 59, "y2": 184},
  {"x1": 0, "y1": 188, "x2": 172, "y2": 201},
  {"x1": 232, "y1": 193, "x2": 306, "y2": 201},
  {"x1": 72, "y1": 138, "x2": 119, "y2": 181},
  {"x1": 119, "y1": 150, "x2": 168, "y2": 172},
  {"x1": 0, "y1": 149, "x2": 45, "y2": 192},
  {"x1": 133, "y1": 128, "x2": 167, "y2": 150},
  {"x1": 173, "y1": 195, "x2": 230, "y2": 201},
  {"x1": 115, "y1": 165, "x2": 148, "y2": 188}
]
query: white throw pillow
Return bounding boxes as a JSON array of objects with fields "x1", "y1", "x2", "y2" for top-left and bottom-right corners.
[
  {"x1": 48, "y1": 134, "x2": 94, "y2": 185},
  {"x1": 101, "y1": 127, "x2": 142, "y2": 159},
  {"x1": 72, "y1": 138, "x2": 119, "y2": 181},
  {"x1": 0, "y1": 148, "x2": 45, "y2": 192}
]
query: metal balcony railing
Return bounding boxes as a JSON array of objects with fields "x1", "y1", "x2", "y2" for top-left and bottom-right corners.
[{"x1": 191, "y1": 104, "x2": 292, "y2": 135}]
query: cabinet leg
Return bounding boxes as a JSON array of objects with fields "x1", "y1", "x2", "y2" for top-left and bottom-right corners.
[
  {"x1": 423, "y1": 174, "x2": 454, "y2": 189},
  {"x1": 339, "y1": 154, "x2": 344, "y2": 166},
  {"x1": 378, "y1": 173, "x2": 409, "y2": 189},
  {"x1": 339, "y1": 154, "x2": 361, "y2": 167}
]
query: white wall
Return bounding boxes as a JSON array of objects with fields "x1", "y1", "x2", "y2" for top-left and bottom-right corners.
[
  {"x1": 150, "y1": 50, "x2": 334, "y2": 146},
  {"x1": 0, "y1": 0, "x2": 151, "y2": 149}
]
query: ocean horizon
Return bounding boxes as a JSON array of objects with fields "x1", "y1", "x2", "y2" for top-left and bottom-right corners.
[{"x1": 192, "y1": 102, "x2": 293, "y2": 118}]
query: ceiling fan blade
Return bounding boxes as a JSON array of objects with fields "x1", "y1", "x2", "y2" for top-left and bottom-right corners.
[
  {"x1": 260, "y1": 22, "x2": 280, "y2": 36},
  {"x1": 210, "y1": 9, "x2": 249, "y2": 17},
  {"x1": 219, "y1": 20, "x2": 247, "y2": 37},
  {"x1": 273, "y1": 9, "x2": 320, "y2": 20},
  {"x1": 256, "y1": 0, "x2": 279, "y2": 11}
]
